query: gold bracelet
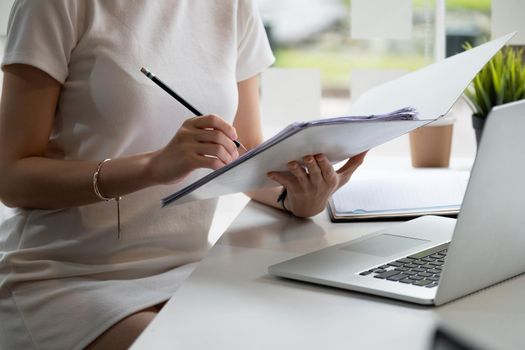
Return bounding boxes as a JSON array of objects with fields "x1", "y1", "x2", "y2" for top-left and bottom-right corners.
[{"x1": 93, "y1": 158, "x2": 122, "y2": 239}]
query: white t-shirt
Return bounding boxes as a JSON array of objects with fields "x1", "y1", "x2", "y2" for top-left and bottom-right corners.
[{"x1": 0, "y1": 1, "x2": 274, "y2": 349}]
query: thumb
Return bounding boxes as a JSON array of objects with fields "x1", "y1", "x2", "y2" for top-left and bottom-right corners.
[
  {"x1": 336, "y1": 151, "x2": 367, "y2": 176},
  {"x1": 267, "y1": 171, "x2": 294, "y2": 189}
]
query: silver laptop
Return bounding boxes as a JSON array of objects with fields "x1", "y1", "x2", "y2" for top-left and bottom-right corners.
[{"x1": 269, "y1": 100, "x2": 525, "y2": 306}]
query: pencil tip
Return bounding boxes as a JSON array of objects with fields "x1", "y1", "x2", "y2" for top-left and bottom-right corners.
[{"x1": 140, "y1": 67, "x2": 148, "y2": 74}]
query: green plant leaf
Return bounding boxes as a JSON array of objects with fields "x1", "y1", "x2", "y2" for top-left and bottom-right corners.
[
  {"x1": 514, "y1": 85, "x2": 524, "y2": 101},
  {"x1": 463, "y1": 44, "x2": 525, "y2": 117},
  {"x1": 489, "y1": 60, "x2": 501, "y2": 98},
  {"x1": 474, "y1": 74, "x2": 492, "y2": 115},
  {"x1": 497, "y1": 71, "x2": 507, "y2": 105}
]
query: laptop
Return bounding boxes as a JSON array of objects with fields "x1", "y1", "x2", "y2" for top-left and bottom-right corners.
[{"x1": 269, "y1": 100, "x2": 525, "y2": 305}]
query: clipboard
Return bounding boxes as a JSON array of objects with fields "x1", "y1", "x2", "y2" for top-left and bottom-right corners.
[{"x1": 162, "y1": 33, "x2": 515, "y2": 207}]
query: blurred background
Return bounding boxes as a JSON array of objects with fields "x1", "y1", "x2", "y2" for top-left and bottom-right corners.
[
  {"x1": 257, "y1": 0, "x2": 490, "y2": 97},
  {"x1": 0, "y1": 0, "x2": 492, "y2": 99}
]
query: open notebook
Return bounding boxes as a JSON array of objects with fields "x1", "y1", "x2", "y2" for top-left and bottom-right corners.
[{"x1": 329, "y1": 169, "x2": 470, "y2": 221}]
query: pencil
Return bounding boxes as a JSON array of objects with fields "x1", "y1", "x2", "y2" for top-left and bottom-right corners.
[{"x1": 140, "y1": 67, "x2": 246, "y2": 151}]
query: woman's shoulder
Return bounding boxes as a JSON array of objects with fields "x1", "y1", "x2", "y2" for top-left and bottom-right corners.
[
  {"x1": 3, "y1": 0, "x2": 87, "y2": 84},
  {"x1": 11, "y1": 0, "x2": 83, "y2": 16},
  {"x1": 8, "y1": 0, "x2": 86, "y2": 33}
]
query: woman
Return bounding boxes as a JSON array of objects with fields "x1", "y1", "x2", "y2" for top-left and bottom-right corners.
[{"x1": 0, "y1": 1, "x2": 366, "y2": 349}]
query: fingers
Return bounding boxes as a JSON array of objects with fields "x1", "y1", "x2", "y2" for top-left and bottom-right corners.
[
  {"x1": 268, "y1": 154, "x2": 335, "y2": 219},
  {"x1": 303, "y1": 156, "x2": 322, "y2": 184},
  {"x1": 273, "y1": 155, "x2": 333, "y2": 189},
  {"x1": 195, "y1": 129, "x2": 239, "y2": 159},
  {"x1": 266, "y1": 153, "x2": 366, "y2": 218},
  {"x1": 287, "y1": 161, "x2": 308, "y2": 184},
  {"x1": 268, "y1": 171, "x2": 295, "y2": 190},
  {"x1": 278, "y1": 155, "x2": 333, "y2": 186},
  {"x1": 194, "y1": 143, "x2": 235, "y2": 165},
  {"x1": 278, "y1": 152, "x2": 366, "y2": 189},
  {"x1": 194, "y1": 155, "x2": 225, "y2": 171},
  {"x1": 191, "y1": 114, "x2": 238, "y2": 141},
  {"x1": 268, "y1": 162, "x2": 308, "y2": 196},
  {"x1": 185, "y1": 114, "x2": 240, "y2": 166},
  {"x1": 336, "y1": 151, "x2": 367, "y2": 179},
  {"x1": 156, "y1": 114, "x2": 241, "y2": 183},
  {"x1": 315, "y1": 154, "x2": 337, "y2": 185}
]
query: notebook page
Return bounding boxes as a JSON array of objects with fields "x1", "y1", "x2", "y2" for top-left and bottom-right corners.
[{"x1": 332, "y1": 170, "x2": 470, "y2": 214}]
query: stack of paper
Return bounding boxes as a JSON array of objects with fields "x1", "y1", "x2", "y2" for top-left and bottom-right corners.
[
  {"x1": 162, "y1": 108, "x2": 421, "y2": 207},
  {"x1": 329, "y1": 169, "x2": 470, "y2": 221}
]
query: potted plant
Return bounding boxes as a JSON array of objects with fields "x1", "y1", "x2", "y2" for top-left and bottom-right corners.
[{"x1": 463, "y1": 44, "x2": 525, "y2": 146}]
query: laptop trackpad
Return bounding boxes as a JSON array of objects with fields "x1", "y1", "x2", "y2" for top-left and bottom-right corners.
[{"x1": 340, "y1": 234, "x2": 429, "y2": 257}]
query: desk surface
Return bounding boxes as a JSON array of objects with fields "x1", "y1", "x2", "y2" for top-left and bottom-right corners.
[{"x1": 132, "y1": 195, "x2": 525, "y2": 349}]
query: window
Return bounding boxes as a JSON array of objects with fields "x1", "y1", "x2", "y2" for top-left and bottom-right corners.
[{"x1": 258, "y1": 0, "x2": 491, "y2": 97}]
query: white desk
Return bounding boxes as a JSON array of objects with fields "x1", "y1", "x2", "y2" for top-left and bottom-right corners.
[{"x1": 132, "y1": 158, "x2": 525, "y2": 350}]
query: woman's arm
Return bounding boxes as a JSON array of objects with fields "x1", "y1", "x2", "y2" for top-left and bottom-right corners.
[
  {"x1": 233, "y1": 75, "x2": 283, "y2": 211},
  {"x1": 234, "y1": 75, "x2": 366, "y2": 218},
  {"x1": 0, "y1": 64, "x2": 239, "y2": 209}
]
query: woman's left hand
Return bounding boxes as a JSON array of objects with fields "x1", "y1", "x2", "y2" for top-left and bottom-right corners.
[{"x1": 268, "y1": 152, "x2": 367, "y2": 218}]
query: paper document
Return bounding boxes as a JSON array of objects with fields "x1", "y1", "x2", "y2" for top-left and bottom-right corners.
[
  {"x1": 163, "y1": 108, "x2": 424, "y2": 207},
  {"x1": 346, "y1": 33, "x2": 515, "y2": 117},
  {"x1": 329, "y1": 169, "x2": 470, "y2": 220},
  {"x1": 160, "y1": 33, "x2": 514, "y2": 207}
]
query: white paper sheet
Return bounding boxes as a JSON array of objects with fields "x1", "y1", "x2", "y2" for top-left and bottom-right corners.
[
  {"x1": 331, "y1": 169, "x2": 469, "y2": 214},
  {"x1": 347, "y1": 33, "x2": 515, "y2": 118},
  {"x1": 351, "y1": 0, "x2": 412, "y2": 40},
  {"x1": 492, "y1": 0, "x2": 525, "y2": 45}
]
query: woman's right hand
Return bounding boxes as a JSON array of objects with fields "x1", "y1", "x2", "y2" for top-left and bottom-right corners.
[
  {"x1": 0, "y1": 65, "x2": 239, "y2": 208},
  {"x1": 148, "y1": 114, "x2": 240, "y2": 185}
]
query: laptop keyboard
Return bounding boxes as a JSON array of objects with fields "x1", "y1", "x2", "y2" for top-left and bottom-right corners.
[{"x1": 358, "y1": 242, "x2": 450, "y2": 288}]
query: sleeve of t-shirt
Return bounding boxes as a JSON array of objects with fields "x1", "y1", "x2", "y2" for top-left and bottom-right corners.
[
  {"x1": 236, "y1": 0, "x2": 275, "y2": 82},
  {"x1": 1, "y1": 0, "x2": 82, "y2": 84}
]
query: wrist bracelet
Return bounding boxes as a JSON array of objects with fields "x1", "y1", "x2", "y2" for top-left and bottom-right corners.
[
  {"x1": 277, "y1": 187, "x2": 289, "y2": 212},
  {"x1": 93, "y1": 159, "x2": 122, "y2": 239}
]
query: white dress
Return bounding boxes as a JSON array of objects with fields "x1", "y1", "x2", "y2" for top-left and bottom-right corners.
[{"x1": 0, "y1": 1, "x2": 274, "y2": 349}]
